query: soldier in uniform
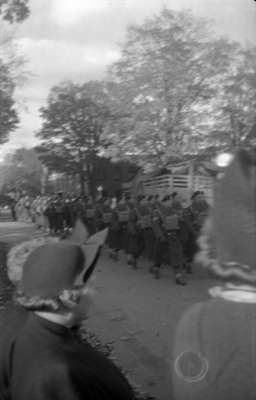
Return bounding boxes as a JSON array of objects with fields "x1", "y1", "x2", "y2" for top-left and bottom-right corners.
[
  {"x1": 144, "y1": 195, "x2": 155, "y2": 262},
  {"x1": 44, "y1": 198, "x2": 57, "y2": 234},
  {"x1": 62, "y1": 196, "x2": 72, "y2": 230},
  {"x1": 183, "y1": 191, "x2": 210, "y2": 272},
  {"x1": 135, "y1": 195, "x2": 151, "y2": 261},
  {"x1": 116, "y1": 195, "x2": 130, "y2": 258},
  {"x1": 84, "y1": 197, "x2": 96, "y2": 234},
  {"x1": 150, "y1": 196, "x2": 168, "y2": 279},
  {"x1": 54, "y1": 192, "x2": 65, "y2": 234},
  {"x1": 125, "y1": 196, "x2": 145, "y2": 269},
  {"x1": 100, "y1": 198, "x2": 113, "y2": 230},
  {"x1": 198, "y1": 191, "x2": 211, "y2": 227},
  {"x1": 108, "y1": 198, "x2": 120, "y2": 261},
  {"x1": 94, "y1": 198, "x2": 104, "y2": 232},
  {"x1": 158, "y1": 195, "x2": 186, "y2": 285}
]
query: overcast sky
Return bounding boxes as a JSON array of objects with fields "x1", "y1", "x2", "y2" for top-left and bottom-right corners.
[{"x1": 1, "y1": 0, "x2": 255, "y2": 159}]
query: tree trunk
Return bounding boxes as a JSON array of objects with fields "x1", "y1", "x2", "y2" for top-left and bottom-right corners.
[{"x1": 79, "y1": 171, "x2": 85, "y2": 197}]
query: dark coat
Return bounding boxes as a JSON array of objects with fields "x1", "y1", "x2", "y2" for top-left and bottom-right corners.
[
  {"x1": 172, "y1": 296, "x2": 256, "y2": 400},
  {"x1": 0, "y1": 306, "x2": 134, "y2": 400}
]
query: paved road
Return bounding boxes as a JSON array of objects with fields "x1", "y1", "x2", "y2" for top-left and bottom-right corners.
[
  {"x1": 0, "y1": 222, "x2": 219, "y2": 400},
  {"x1": 85, "y1": 248, "x2": 219, "y2": 400}
]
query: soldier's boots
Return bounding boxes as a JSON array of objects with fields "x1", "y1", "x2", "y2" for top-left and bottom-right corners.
[
  {"x1": 149, "y1": 265, "x2": 155, "y2": 274},
  {"x1": 175, "y1": 272, "x2": 187, "y2": 286},
  {"x1": 109, "y1": 250, "x2": 119, "y2": 261},
  {"x1": 185, "y1": 262, "x2": 193, "y2": 274},
  {"x1": 127, "y1": 254, "x2": 132, "y2": 265},
  {"x1": 149, "y1": 266, "x2": 160, "y2": 279},
  {"x1": 112, "y1": 250, "x2": 119, "y2": 261},
  {"x1": 154, "y1": 268, "x2": 160, "y2": 279},
  {"x1": 149, "y1": 265, "x2": 160, "y2": 278},
  {"x1": 131, "y1": 257, "x2": 137, "y2": 269}
]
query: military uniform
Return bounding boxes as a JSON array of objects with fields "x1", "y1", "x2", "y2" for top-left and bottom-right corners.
[
  {"x1": 183, "y1": 197, "x2": 210, "y2": 266},
  {"x1": 151, "y1": 196, "x2": 186, "y2": 284},
  {"x1": 54, "y1": 197, "x2": 65, "y2": 233},
  {"x1": 126, "y1": 201, "x2": 144, "y2": 269},
  {"x1": 116, "y1": 199, "x2": 130, "y2": 254},
  {"x1": 62, "y1": 198, "x2": 72, "y2": 229},
  {"x1": 161, "y1": 202, "x2": 186, "y2": 284},
  {"x1": 44, "y1": 200, "x2": 57, "y2": 234},
  {"x1": 108, "y1": 205, "x2": 120, "y2": 261},
  {"x1": 136, "y1": 200, "x2": 153, "y2": 261},
  {"x1": 101, "y1": 200, "x2": 113, "y2": 230},
  {"x1": 151, "y1": 202, "x2": 167, "y2": 277},
  {"x1": 84, "y1": 200, "x2": 96, "y2": 235}
]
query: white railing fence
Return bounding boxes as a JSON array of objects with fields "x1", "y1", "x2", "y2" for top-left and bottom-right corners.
[{"x1": 138, "y1": 174, "x2": 214, "y2": 204}]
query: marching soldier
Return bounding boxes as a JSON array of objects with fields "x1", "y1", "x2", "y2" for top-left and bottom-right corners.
[
  {"x1": 150, "y1": 196, "x2": 167, "y2": 279},
  {"x1": 116, "y1": 195, "x2": 130, "y2": 258},
  {"x1": 54, "y1": 192, "x2": 65, "y2": 233},
  {"x1": 151, "y1": 195, "x2": 186, "y2": 285},
  {"x1": 101, "y1": 198, "x2": 113, "y2": 230},
  {"x1": 44, "y1": 198, "x2": 57, "y2": 234},
  {"x1": 84, "y1": 197, "x2": 96, "y2": 234},
  {"x1": 183, "y1": 191, "x2": 210, "y2": 271},
  {"x1": 126, "y1": 198, "x2": 138, "y2": 268},
  {"x1": 153, "y1": 194, "x2": 161, "y2": 208},
  {"x1": 136, "y1": 196, "x2": 152, "y2": 259},
  {"x1": 126, "y1": 196, "x2": 145, "y2": 269},
  {"x1": 164, "y1": 194, "x2": 186, "y2": 285},
  {"x1": 144, "y1": 195, "x2": 156, "y2": 262},
  {"x1": 94, "y1": 198, "x2": 105, "y2": 232},
  {"x1": 108, "y1": 198, "x2": 120, "y2": 261},
  {"x1": 62, "y1": 196, "x2": 73, "y2": 230}
]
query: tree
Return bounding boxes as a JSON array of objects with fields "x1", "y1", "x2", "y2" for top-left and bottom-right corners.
[
  {"x1": 0, "y1": 148, "x2": 45, "y2": 195},
  {"x1": 103, "y1": 8, "x2": 245, "y2": 171},
  {"x1": 0, "y1": 59, "x2": 19, "y2": 143},
  {"x1": 206, "y1": 46, "x2": 256, "y2": 153},
  {"x1": 36, "y1": 81, "x2": 112, "y2": 197},
  {"x1": 0, "y1": 0, "x2": 30, "y2": 144},
  {"x1": 0, "y1": 0, "x2": 30, "y2": 23}
]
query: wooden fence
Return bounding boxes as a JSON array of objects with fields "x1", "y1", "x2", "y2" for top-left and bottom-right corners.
[{"x1": 134, "y1": 174, "x2": 214, "y2": 204}]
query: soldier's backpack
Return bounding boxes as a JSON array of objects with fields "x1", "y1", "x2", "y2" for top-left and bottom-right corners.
[
  {"x1": 86, "y1": 208, "x2": 95, "y2": 218},
  {"x1": 140, "y1": 215, "x2": 151, "y2": 229},
  {"x1": 164, "y1": 215, "x2": 179, "y2": 231},
  {"x1": 102, "y1": 212, "x2": 112, "y2": 224},
  {"x1": 118, "y1": 210, "x2": 129, "y2": 223}
]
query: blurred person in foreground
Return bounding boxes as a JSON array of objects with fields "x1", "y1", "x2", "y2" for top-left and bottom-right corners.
[
  {"x1": 172, "y1": 147, "x2": 256, "y2": 400},
  {"x1": 0, "y1": 220, "x2": 134, "y2": 400}
]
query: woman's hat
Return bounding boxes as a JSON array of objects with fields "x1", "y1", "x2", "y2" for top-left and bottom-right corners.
[{"x1": 20, "y1": 219, "x2": 108, "y2": 298}]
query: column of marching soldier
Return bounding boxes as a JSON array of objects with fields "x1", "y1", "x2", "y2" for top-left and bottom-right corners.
[{"x1": 39, "y1": 190, "x2": 210, "y2": 286}]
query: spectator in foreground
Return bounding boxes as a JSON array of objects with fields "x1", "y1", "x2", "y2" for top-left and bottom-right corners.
[
  {"x1": 0, "y1": 220, "x2": 134, "y2": 400},
  {"x1": 172, "y1": 147, "x2": 256, "y2": 400}
]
